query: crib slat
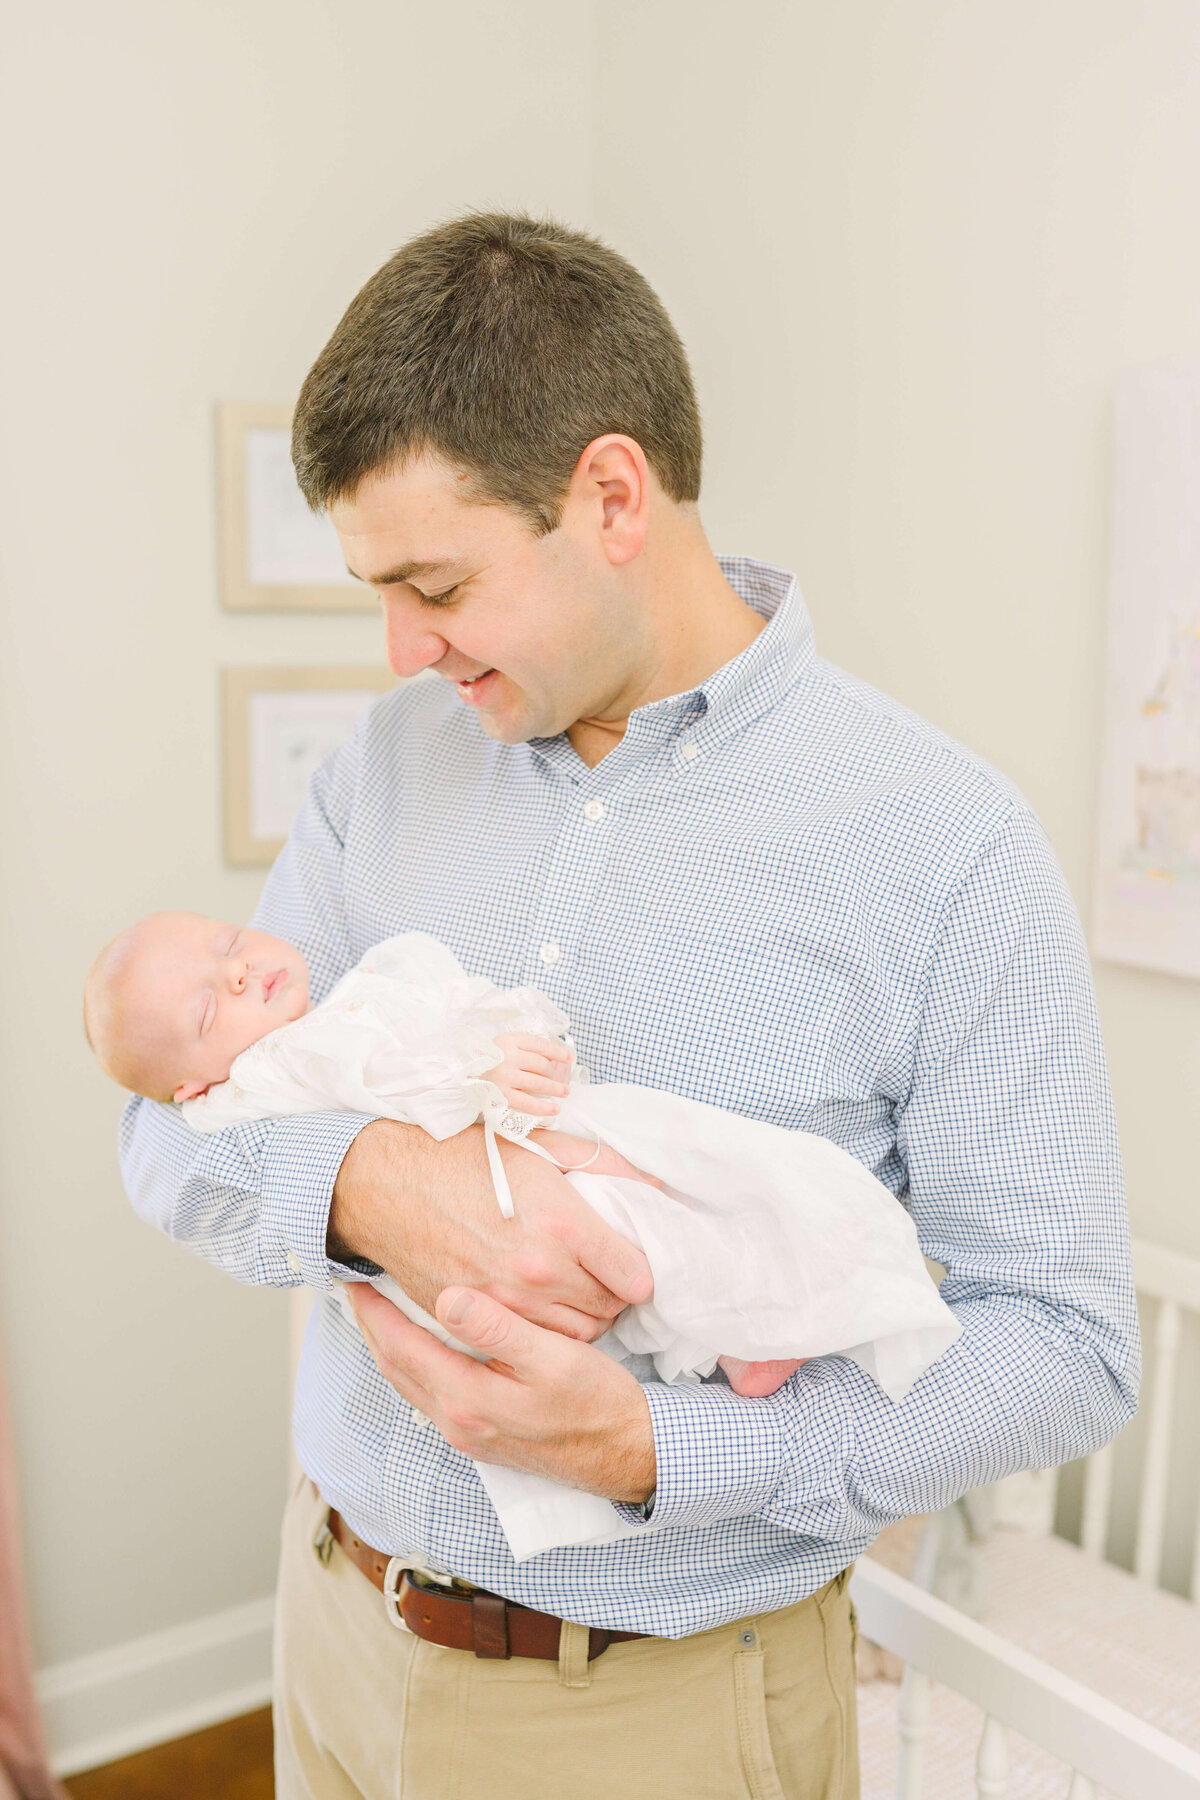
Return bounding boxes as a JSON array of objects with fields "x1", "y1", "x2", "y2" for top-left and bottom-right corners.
[
  {"x1": 976, "y1": 1715, "x2": 1010, "y2": 1797},
  {"x1": 1080, "y1": 1441, "x2": 1114, "y2": 1560},
  {"x1": 1135, "y1": 1297, "x2": 1181, "y2": 1584},
  {"x1": 896, "y1": 1664, "x2": 930, "y2": 1800},
  {"x1": 1066, "y1": 1774, "x2": 1097, "y2": 1799}
]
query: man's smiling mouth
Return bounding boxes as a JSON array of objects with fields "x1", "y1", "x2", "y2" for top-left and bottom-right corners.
[{"x1": 455, "y1": 670, "x2": 498, "y2": 704}]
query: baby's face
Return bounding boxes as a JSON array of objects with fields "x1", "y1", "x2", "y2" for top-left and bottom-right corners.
[{"x1": 123, "y1": 912, "x2": 310, "y2": 1102}]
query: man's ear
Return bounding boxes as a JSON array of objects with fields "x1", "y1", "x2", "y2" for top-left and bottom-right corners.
[
  {"x1": 173, "y1": 1078, "x2": 210, "y2": 1104},
  {"x1": 574, "y1": 434, "x2": 649, "y2": 566}
]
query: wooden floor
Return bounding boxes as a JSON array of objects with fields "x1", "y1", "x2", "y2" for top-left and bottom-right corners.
[{"x1": 64, "y1": 1708, "x2": 274, "y2": 1800}]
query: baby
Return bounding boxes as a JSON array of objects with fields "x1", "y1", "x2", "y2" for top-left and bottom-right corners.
[
  {"x1": 83, "y1": 911, "x2": 802, "y2": 1396},
  {"x1": 84, "y1": 910, "x2": 573, "y2": 1137},
  {"x1": 87, "y1": 910, "x2": 960, "y2": 1561}
]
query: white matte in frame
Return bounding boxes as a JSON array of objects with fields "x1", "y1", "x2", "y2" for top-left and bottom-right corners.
[
  {"x1": 222, "y1": 665, "x2": 397, "y2": 866},
  {"x1": 216, "y1": 402, "x2": 379, "y2": 611}
]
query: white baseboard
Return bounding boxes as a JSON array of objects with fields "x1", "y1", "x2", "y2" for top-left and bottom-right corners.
[{"x1": 38, "y1": 1594, "x2": 275, "y2": 1778}]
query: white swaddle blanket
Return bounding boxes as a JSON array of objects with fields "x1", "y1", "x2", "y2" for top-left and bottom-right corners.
[{"x1": 184, "y1": 931, "x2": 960, "y2": 1561}]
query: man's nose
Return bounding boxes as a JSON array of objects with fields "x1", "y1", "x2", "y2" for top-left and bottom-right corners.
[{"x1": 382, "y1": 596, "x2": 449, "y2": 679}]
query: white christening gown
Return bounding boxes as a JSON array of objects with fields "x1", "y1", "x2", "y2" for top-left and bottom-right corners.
[{"x1": 183, "y1": 931, "x2": 960, "y2": 1560}]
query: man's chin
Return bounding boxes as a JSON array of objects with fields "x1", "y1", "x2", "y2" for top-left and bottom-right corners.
[{"x1": 473, "y1": 706, "x2": 544, "y2": 746}]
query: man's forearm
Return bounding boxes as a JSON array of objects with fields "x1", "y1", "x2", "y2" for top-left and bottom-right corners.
[
  {"x1": 328, "y1": 1118, "x2": 655, "y2": 1338},
  {"x1": 327, "y1": 1120, "x2": 523, "y2": 1316},
  {"x1": 327, "y1": 1117, "x2": 445, "y2": 1265}
]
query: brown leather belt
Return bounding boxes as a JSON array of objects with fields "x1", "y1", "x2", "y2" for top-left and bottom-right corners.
[{"x1": 324, "y1": 1504, "x2": 647, "y2": 1662}]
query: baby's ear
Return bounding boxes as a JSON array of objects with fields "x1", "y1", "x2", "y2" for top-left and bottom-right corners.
[{"x1": 173, "y1": 1079, "x2": 210, "y2": 1104}]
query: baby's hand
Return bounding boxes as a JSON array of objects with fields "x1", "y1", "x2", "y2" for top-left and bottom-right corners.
[{"x1": 489, "y1": 1032, "x2": 573, "y2": 1117}]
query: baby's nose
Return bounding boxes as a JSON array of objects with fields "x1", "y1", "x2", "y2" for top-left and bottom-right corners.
[{"x1": 225, "y1": 960, "x2": 248, "y2": 992}]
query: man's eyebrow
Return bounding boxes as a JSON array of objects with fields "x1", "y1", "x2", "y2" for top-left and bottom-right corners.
[{"x1": 345, "y1": 558, "x2": 459, "y2": 587}]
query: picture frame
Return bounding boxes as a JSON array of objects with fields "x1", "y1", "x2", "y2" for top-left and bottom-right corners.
[
  {"x1": 1092, "y1": 365, "x2": 1200, "y2": 981},
  {"x1": 222, "y1": 665, "x2": 398, "y2": 866},
  {"x1": 216, "y1": 402, "x2": 379, "y2": 611}
]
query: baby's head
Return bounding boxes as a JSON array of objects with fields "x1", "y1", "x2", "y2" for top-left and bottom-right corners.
[{"x1": 84, "y1": 912, "x2": 310, "y2": 1103}]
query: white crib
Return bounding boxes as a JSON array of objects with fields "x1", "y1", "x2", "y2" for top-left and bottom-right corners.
[{"x1": 852, "y1": 1235, "x2": 1200, "y2": 1799}]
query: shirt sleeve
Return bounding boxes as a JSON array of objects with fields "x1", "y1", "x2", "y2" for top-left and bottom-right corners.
[
  {"x1": 118, "y1": 717, "x2": 381, "y2": 1289},
  {"x1": 613, "y1": 808, "x2": 1140, "y2": 1539}
]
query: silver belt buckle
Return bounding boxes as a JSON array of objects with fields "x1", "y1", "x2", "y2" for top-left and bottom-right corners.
[{"x1": 383, "y1": 1557, "x2": 411, "y2": 1632}]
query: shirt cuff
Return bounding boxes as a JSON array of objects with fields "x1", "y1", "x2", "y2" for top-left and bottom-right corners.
[
  {"x1": 257, "y1": 1111, "x2": 380, "y2": 1288},
  {"x1": 610, "y1": 1380, "x2": 786, "y2": 1533}
]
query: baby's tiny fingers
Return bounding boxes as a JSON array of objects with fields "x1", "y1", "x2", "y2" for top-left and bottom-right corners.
[
  {"x1": 513, "y1": 1033, "x2": 572, "y2": 1063},
  {"x1": 516, "y1": 1054, "x2": 565, "y2": 1082},
  {"x1": 512, "y1": 1094, "x2": 559, "y2": 1117},
  {"x1": 512, "y1": 1069, "x2": 567, "y2": 1095}
]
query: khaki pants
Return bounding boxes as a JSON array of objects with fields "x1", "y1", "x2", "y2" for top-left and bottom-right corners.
[{"x1": 274, "y1": 1475, "x2": 859, "y2": 1800}]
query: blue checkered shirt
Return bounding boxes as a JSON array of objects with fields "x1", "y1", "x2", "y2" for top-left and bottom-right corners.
[{"x1": 120, "y1": 557, "x2": 1138, "y2": 1637}]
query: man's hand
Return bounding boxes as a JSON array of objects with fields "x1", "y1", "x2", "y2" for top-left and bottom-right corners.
[
  {"x1": 345, "y1": 1281, "x2": 657, "y2": 1504},
  {"x1": 328, "y1": 1121, "x2": 654, "y2": 1341}
]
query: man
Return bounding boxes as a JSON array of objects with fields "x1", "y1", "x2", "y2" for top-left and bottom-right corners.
[{"x1": 122, "y1": 213, "x2": 1138, "y2": 1799}]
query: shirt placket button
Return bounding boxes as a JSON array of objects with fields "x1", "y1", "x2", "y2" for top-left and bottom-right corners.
[{"x1": 539, "y1": 941, "x2": 561, "y2": 966}]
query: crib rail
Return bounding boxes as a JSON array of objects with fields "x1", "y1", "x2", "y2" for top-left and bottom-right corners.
[
  {"x1": 850, "y1": 1558, "x2": 1200, "y2": 1799},
  {"x1": 1078, "y1": 1237, "x2": 1200, "y2": 1595}
]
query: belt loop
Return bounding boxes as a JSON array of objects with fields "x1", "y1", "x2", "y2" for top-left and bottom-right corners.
[
  {"x1": 312, "y1": 1509, "x2": 335, "y2": 1568},
  {"x1": 557, "y1": 1618, "x2": 592, "y2": 1689}
]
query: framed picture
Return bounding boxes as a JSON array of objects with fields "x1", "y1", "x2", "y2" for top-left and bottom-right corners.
[
  {"x1": 216, "y1": 402, "x2": 378, "y2": 611},
  {"x1": 222, "y1": 665, "x2": 398, "y2": 866}
]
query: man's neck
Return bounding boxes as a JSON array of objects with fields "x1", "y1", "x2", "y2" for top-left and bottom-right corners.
[{"x1": 566, "y1": 534, "x2": 766, "y2": 768}]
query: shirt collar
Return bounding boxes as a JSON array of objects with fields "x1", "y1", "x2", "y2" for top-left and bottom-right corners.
[{"x1": 692, "y1": 555, "x2": 815, "y2": 735}]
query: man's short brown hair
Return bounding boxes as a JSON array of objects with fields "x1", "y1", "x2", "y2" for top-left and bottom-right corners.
[{"x1": 291, "y1": 212, "x2": 703, "y2": 534}]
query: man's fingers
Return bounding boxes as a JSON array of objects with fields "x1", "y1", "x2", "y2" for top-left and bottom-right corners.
[
  {"x1": 435, "y1": 1286, "x2": 554, "y2": 1373},
  {"x1": 503, "y1": 1298, "x2": 616, "y2": 1343},
  {"x1": 515, "y1": 1130, "x2": 657, "y2": 1307},
  {"x1": 346, "y1": 1283, "x2": 472, "y2": 1395},
  {"x1": 560, "y1": 1210, "x2": 654, "y2": 1308},
  {"x1": 589, "y1": 1144, "x2": 664, "y2": 1189}
]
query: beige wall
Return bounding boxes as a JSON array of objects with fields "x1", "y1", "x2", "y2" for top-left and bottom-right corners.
[
  {"x1": 594, "y1": 0, "x2": 1200, "y2": 1258},
  {"x1": 0, "y1": 0, "x2": 592, "y2": 1670},
  {"x1": 3, "y1": 0, "x2": 1197, "y2": 1689}
]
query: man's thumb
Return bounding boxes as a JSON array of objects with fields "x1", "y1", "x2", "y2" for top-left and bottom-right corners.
[
  {"x1": 436, "y1": 1286, "x2": 515, "y2": 1356},
  {"x1": 439, "y1": 1287, "x2": 477, "y2": 1330}
]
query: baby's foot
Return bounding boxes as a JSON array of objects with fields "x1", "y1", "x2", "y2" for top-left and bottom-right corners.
[{"x1": 717, "y1": 1355, "x2": 804, "y2": 1397}]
